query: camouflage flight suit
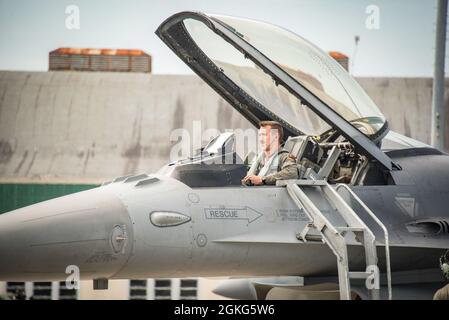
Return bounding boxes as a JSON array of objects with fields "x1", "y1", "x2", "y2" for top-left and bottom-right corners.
[
  {"x1": 255, "y1": 149, "x2": 299, "y2": 185},
  {"x1": 433, "y1": 283, "x2": 449, "y2": 300}
]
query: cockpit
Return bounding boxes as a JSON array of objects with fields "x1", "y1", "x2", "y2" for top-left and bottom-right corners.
[
  {"x1": 156, "y1": 11, "x2": 436, "y2": 188},
  {"x1": 158, "y1": 131, "x2": 394, "y2": 188}
]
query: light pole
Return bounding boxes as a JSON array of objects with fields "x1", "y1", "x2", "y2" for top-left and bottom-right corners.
[{"x1": 431, "y1": 0, "x2": 448, "y2": 150}]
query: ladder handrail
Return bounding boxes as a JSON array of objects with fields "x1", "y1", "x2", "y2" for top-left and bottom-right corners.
[
  {"x1": 335, "y1": 183, "x2": 392, "y2": 300},
  {"x1": 286, "y1": 183, "x2": 339, "y2": 235}
]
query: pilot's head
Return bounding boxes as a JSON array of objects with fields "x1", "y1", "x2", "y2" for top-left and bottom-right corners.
[{"x1": 258, "y1": 121, "x2": 283, "y2": 153}]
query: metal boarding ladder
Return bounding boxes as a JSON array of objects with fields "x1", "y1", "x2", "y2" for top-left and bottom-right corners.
[{"x1": 279, "y1": 178, "x2": 391, "y2": 300}]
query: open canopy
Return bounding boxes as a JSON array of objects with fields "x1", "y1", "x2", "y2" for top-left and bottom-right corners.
[{"x1": 156, "y1": 11, "x2": 394, "y2": 170}]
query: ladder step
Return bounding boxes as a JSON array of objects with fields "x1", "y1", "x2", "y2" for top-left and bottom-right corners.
[
  {"x1": 336, "y1": 226, "x2": 365, "y2": 232},
  {"x1": 278, "y1": 179, "x2": 327, "y2": 187},
  {"x1": 298, "y1": 234, "x2": 323, "y2": 242},
  {"x1": 348, "y1": 271, "x2": 371, "y2": 279}
]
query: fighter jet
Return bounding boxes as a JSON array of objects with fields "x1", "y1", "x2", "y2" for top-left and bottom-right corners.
[{"x1": 0, "y1": 11, "x2": 448, "y2": 300}]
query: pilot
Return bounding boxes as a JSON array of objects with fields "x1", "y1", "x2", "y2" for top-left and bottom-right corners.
[
  {"x1": 434, "y1": 250, "x2": 449, "y2": 300},
  {"x1": 242, "y1": 121, "x2": 298, "y2": 186}
]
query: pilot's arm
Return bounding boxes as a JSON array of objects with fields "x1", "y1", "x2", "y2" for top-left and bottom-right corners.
[{"x1": 261, "y1": 153, "x2": 299, "y2": 185}]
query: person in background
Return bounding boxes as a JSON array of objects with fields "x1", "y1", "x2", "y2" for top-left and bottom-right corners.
[{"x1": 434, "y1": 250, "x2": 449, "y2": 300}]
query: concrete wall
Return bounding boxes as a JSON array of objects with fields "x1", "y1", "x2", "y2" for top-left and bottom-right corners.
[
  {"x1": 1, "y1": 71, "x2": 448, "y2": 183},
  {"x1": 0, "y1": 71, "x2": 253, "y2": 183}
]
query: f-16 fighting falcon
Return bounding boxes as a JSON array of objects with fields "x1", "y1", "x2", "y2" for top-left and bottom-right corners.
[{"x1": 0, "y1": 11, "x2": 448, "y2": 300}]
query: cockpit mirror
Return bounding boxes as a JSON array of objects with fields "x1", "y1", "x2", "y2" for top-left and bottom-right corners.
[{"x1": 204, "y1": 132, "x2": 235, "y2": 155}]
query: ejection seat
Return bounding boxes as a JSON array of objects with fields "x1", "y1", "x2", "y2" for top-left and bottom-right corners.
[{"x1": 282, "y1": 136, "x2": 323, "y2": 179}]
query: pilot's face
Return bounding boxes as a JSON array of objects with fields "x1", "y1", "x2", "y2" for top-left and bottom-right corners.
[{"x1": 259, "y1": 125, "x2": 279, "y2": 152}]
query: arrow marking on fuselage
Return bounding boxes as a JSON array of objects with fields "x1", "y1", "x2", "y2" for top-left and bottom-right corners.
[{"x1": 204, "y1": 207, "x2": 263, "y2": 223}]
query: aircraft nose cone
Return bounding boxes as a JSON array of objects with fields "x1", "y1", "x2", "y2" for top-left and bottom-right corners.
[{"x1": 0, "y1": 187, "x2": 133, "y2": 281}]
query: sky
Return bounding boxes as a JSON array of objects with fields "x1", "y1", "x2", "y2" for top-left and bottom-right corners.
[{"x1": 0, "y1": 0, "x2": 444, "y2": 77}]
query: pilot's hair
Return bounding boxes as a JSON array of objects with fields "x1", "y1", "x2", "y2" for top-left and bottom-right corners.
[{"x1": 259, "y1": 120, "x2": 284, "y2": 142}]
